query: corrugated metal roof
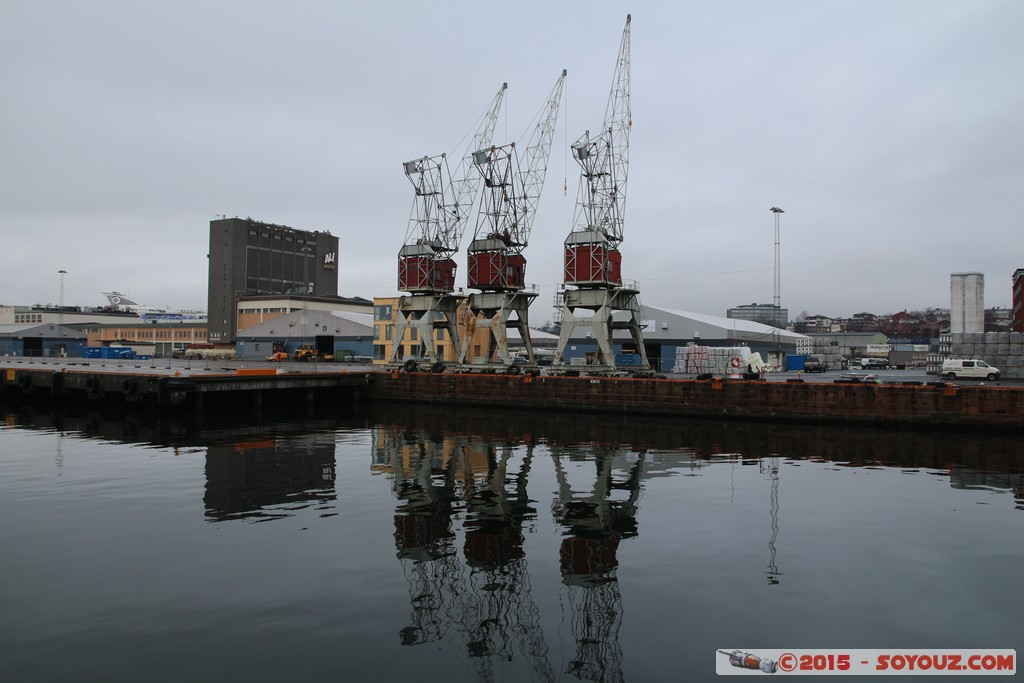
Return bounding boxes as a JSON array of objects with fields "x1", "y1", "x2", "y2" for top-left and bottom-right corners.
[
  {"x1": 329, "y1": 311, "x2": 374, "y2": 326},
  {"x1": 649, "y1": 306, "x2": 809, "y2": 340},
  {"x1": 600, "y1": 305, "x2": 812, "y2": 346},
  {"x1": 0, "y1": 323, "x2": 86, "y2": 338},
  {"x1": 0, "y1": 324, "x2": 37, "y2": 335}
]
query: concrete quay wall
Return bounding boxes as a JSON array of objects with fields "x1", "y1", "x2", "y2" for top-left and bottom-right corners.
[{"x1": 371, "y1": 373, "x2": 1024, "y2": 430}]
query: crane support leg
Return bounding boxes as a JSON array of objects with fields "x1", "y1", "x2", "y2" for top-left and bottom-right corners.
[
  {"x1": 388, "y1": 293, "x2": 466, "y2": 370},
  {"x1": 459, "y1": 291, "x2": 538, "y2": 369},
  {"x1": 552, "y1": 286, "x2": 649, "y2": 375}
]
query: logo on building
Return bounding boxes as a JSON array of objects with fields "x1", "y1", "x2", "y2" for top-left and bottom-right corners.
[{"x1": 323, "y1": 252, "x2": 337, "y2": 270}]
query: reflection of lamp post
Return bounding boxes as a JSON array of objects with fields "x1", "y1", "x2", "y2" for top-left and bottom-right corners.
[{"x1": 58, "y1": 269, "x2": 67, "y2": 358}]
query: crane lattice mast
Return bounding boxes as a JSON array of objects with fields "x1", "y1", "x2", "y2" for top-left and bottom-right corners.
[
  {"x1": 457, "y1": 71, "x2": 567, "y2": 372},
  {"x1": 389, "y1": 84, "x2": 507, "y2": 372},
  {"x1": 564, "y1": 14, "x2": 631, "y2": 288},
  {"x1": 398, "y1": 83, "x2": 508, "y2": 295},
  {"x1": 553, "y1": 15, "x2": 650, "y2": 375},
  {"x1": 468, "y1": 70, "x2": 567, "y2": 292}
]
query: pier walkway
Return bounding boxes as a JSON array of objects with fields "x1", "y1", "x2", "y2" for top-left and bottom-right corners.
[{"x1": 0, "y1": 357, "x2": 371, "y2": 409}]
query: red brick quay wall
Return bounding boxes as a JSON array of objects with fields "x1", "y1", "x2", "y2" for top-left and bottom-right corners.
[
  {"x1": 371, "y1": 373, "x2": 1024, "y2": 431},
  {"x1": 4, "y1": 365, "x2": 1023, "y2": 430}
]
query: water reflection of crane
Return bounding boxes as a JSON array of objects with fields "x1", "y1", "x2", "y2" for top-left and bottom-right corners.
[
  {"x1": 376, "y1": 427, "x2": 466, "y2": 646},
  {"x1": 374, "y1": 426, "x2": 555, "y2": 681},
  {"x1": 457, "y1": 441, "x2": 555, "y2": 683},
  {"x1": 550, "y1": 446, "x2": 645, "y2": 682}
]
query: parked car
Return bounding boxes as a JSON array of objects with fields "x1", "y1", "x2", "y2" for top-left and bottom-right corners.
[
  {"x1": 860, "y1": 357, "x2": 888, "y2": 369},
  {"x1": 941, "y1": 358, "x2": 1000, "y2": 380},
  {"x1": 804, "y1": 355, "x2": 827, "y2": 372}
]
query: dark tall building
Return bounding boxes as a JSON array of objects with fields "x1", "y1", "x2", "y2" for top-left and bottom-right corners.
[{"x1": 208, "y1": 217, "x2": 340, "y2": 343}]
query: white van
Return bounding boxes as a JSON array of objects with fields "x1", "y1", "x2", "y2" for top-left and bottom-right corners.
[{"x1": 941, "y1": 359, "x2": 1000, "y2": 380}]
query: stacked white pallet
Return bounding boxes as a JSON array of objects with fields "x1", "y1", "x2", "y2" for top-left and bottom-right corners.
[
  {"x1": 673, "y1": 346, "x2": 751, "y2": 375},
  {"x1": 949, "y1": 331, "x2": 1024, "y2": 379},
  {"x1": 672, "y1": 345, "x2": 708, "y2": 374}
]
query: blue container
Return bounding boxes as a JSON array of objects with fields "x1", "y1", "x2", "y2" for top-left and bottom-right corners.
[{"x1": 81, "y1": 346, "x2": 136, "y2": 360}]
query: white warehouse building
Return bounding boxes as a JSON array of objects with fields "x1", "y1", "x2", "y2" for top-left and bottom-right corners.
[{"x1": 560, "y1": 304, "x2": 811, "y2": 373}]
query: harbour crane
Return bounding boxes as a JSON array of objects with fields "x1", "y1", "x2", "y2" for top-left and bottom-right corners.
[
  {"x1": 389, "y1": 83, "x2": 508, "y2": 372},
  {"x1": 459, "y1": 70, "x2": 567, "y2": 372},
  {"x1": 552, "y1": 15, "x2": 651, "y2": 375}
]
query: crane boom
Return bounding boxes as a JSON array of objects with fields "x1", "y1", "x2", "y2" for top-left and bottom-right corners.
[
  {"x1": 468, "y1": 70, "x2": 567, "y2": 292},
  {"x1": 398, "y1": 83, "x2": 508, "y2": 295},
  {"x1": 449, "y1": 83, "x2": 509, "y2": 252},
  {"x1": 518, "y1": 68, "x2": 568, "y2": 249},
  {"x1": 573, "y1": 15, "x2": 630, "y2": 246}
]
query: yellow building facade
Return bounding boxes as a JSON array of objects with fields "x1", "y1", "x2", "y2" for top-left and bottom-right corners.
[{"x1": 374, "y1": 296, "x2": 525, "y2": 366}]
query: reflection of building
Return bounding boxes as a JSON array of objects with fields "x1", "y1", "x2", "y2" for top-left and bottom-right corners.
[
  {"x1": 204, "y1": 434, "x2": 337, "y2": 521},
  {"x1": 950, "y1": 466, "x2": 1024, "y2": 511}
]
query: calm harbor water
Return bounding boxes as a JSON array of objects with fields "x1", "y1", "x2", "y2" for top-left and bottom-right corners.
[{"x1": 1, "y1": 401, "x2": 1021, "y2": 682}]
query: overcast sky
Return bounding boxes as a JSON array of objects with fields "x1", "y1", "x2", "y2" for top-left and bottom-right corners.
[{"x1": 2, "y1": 0, "x2": 1021, "y2": 321}]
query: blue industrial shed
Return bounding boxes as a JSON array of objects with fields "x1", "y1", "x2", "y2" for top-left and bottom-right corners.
[{"x1": 0, "y1": 323, "x2": 87, "y2": 358}]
